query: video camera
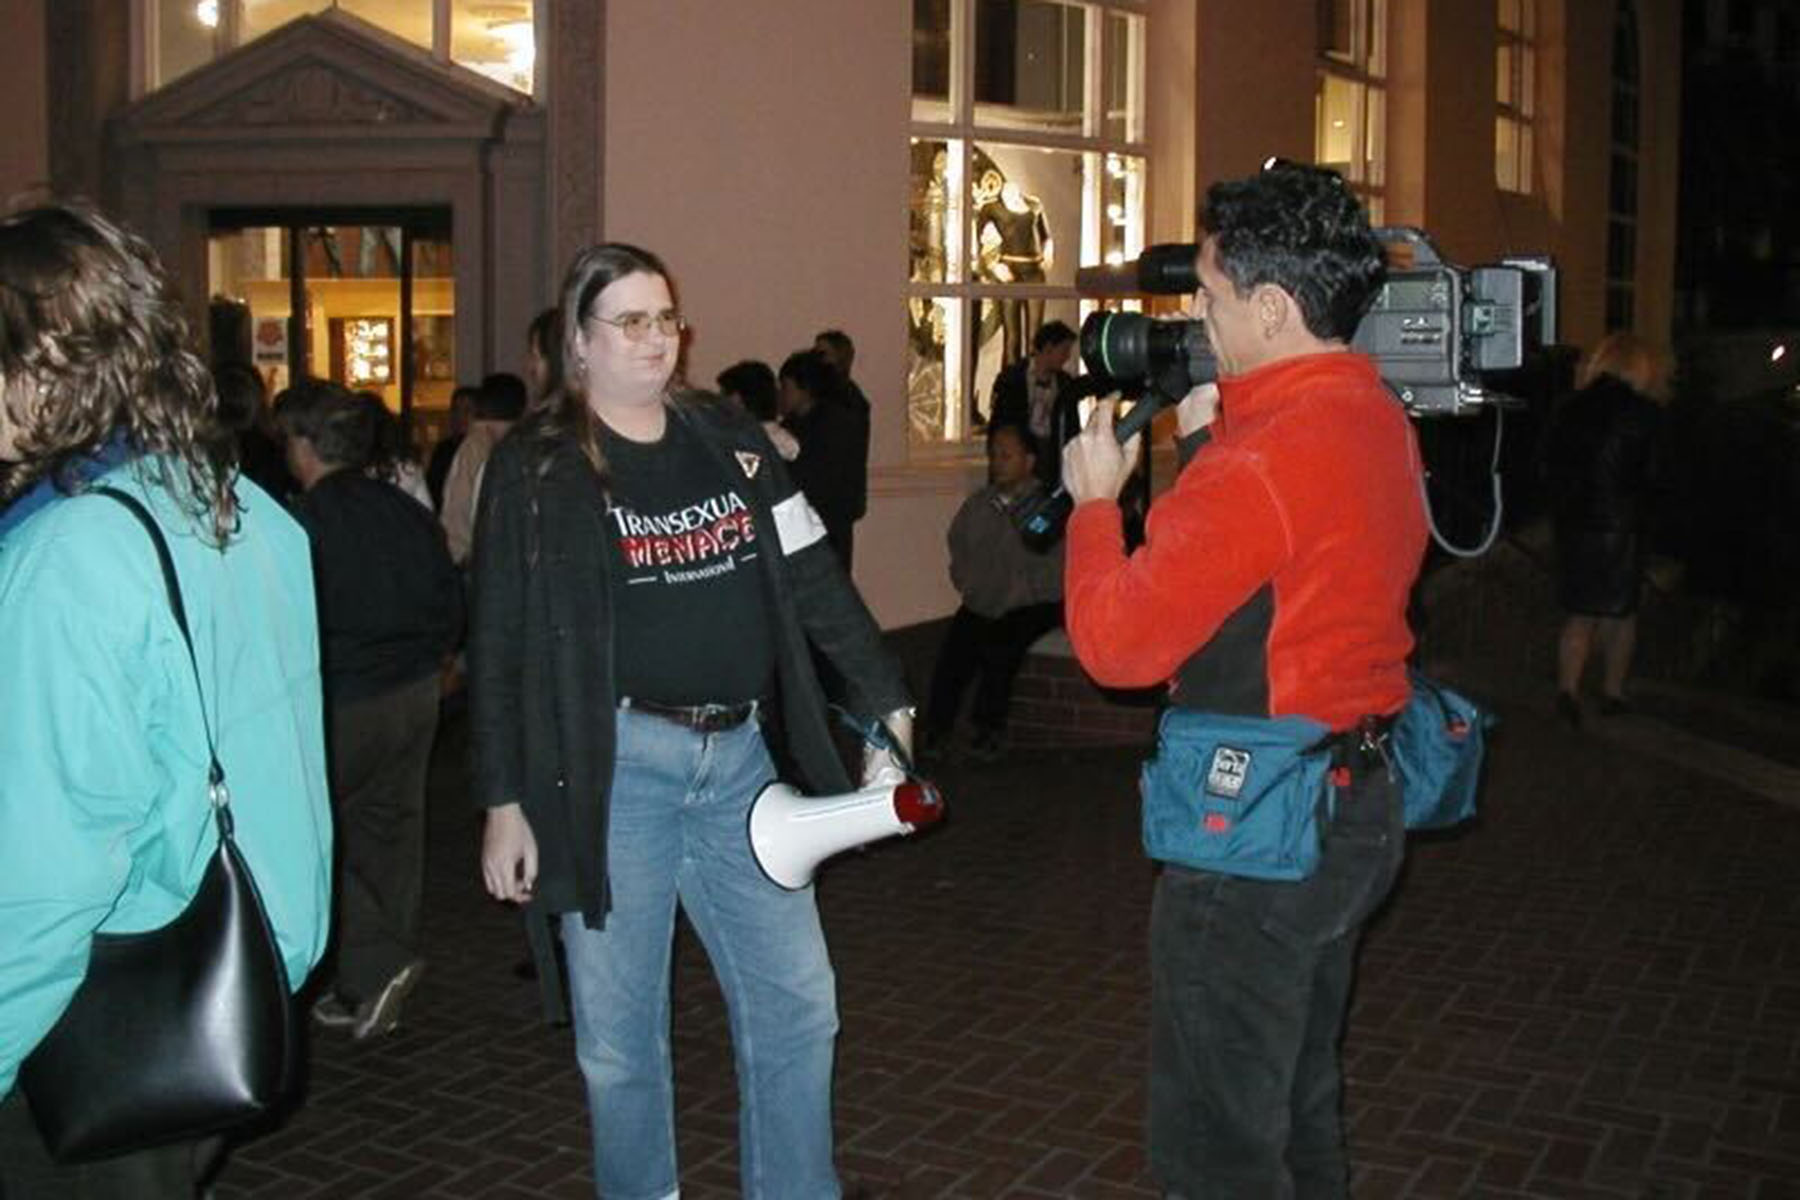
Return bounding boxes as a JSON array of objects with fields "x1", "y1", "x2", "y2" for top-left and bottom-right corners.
[{"x1": 1075, "y1": 228, "x2": 1558, "y2": 417}]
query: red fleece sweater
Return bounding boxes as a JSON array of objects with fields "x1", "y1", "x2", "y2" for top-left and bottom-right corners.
[{"x1": 1065, "y1": 352, "x2": 1426, "y2": 731}]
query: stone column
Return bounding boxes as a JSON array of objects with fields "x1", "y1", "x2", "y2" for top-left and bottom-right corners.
[{"x1": 545, "y1": 0, "x2": 604, "y2": 285}]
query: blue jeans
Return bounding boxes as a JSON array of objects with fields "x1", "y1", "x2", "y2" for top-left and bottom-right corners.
[
  {"x1": 561, "y1": 708, "x2": 841, "y2": 1200},
  {"x1": 1147, "y1": 757, "x2": 1404, "y2": 1199}
]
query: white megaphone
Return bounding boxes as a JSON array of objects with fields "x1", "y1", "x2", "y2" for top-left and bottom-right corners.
[{"x1": 748, "y1": 775, "x2": 946, "y2": 890}]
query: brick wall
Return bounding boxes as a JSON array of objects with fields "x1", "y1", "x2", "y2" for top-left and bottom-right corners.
[{"x1": 1003, "y1": 633, "x2": 1161, "y2": 751}]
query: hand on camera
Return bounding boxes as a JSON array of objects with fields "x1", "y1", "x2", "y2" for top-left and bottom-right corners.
[{"x1": 1063, "y1": 399, "x2": 1142, "y2": 504}]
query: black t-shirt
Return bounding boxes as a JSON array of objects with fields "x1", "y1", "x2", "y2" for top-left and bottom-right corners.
[{"x1": 602, "y1": 414, "x2": 775, "y2": 706}]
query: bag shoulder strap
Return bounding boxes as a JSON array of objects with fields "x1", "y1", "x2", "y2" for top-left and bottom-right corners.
[{"x1": 90, "y1": 485, "x2": 234, "y2": 831}]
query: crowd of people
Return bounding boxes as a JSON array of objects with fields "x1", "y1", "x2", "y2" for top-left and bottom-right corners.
[{"x1": 0, "y1": 160, "x2": 1679, "y2": 1199}]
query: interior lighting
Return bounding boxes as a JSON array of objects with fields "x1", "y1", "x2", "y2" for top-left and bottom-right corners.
[
  {"x1": 489, "y1": 18, "x2": 535, "y2": 81},
  {"x1": 1773, "y1": 344, "x2": 1788, "y2": 363},
  {"x1": 195, "y1": 0, "x2": 219, "y2": 29}
]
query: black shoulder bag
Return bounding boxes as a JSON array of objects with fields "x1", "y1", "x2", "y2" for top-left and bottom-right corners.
[{"x1": 20, "y1": 486, "x2": 298, "y2": 1162}]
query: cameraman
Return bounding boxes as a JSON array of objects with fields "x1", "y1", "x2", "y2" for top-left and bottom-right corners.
[{"x1": 1062, "y1": 163, "x2": 1427, "y2": 1195}]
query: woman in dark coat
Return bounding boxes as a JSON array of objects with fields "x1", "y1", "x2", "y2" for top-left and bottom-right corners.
[
  {"x1": 1549, "y1": 332, "x2": 1670, "y2": 724},
  {"x1": 469, "y1": 244, "x2": 911, "y2": 1198}
]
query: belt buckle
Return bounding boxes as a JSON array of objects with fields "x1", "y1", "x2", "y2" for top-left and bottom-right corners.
[{"x1": 695, "y1": 701, "x2": 752, "y2": 732}]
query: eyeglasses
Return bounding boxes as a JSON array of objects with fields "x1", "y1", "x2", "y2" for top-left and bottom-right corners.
[{"x1": 589, "y1": 311, "x2": 688, "y2": 342}]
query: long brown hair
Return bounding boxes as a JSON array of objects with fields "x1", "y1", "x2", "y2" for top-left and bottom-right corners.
[
  {"x1": 537, "y1": 242, "x2": 674, "y2": 486},
  {"x1": 0, "y1": 203, "x2": 236, "y2": 544}
]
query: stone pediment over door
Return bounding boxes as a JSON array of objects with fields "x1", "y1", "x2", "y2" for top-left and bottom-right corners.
[
  {"x1": 115, "y1": 9, "x2": 527, "y2": 143},
  {"x1": 107, "y1": 7, "x2": 554, "y2": 388}
]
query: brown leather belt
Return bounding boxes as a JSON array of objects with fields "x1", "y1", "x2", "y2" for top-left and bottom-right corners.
[{"x1": 620, "y1": 696, "x2": 759, "y2": 733}]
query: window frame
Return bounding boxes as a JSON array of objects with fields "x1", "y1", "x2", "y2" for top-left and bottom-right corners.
[
  {"x1": 1313, "y1": 0, "x2": 1389, "y2": 222},
  {"x1": 907, "y1": 0, "x2": 1151, "y2": 451},
  {"x1": 1604, "y1": 0, "x2": 1641, "y2": 330},
  {"x1": 1495, "y1": 0, "x2": 1537, "y2": 194},
  {"x1": 132, "y1": 0, "x2": 542, "y2": 99}
]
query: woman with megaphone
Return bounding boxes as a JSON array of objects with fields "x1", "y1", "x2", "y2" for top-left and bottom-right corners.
[{"x1": 466, "y1": 243, "x2": 913, "y2": 1200}]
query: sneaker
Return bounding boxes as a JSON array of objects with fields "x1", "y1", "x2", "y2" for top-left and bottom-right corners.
[
  {"x1": 311, "y1": 991, "x2": 358, "y2": 1031},
  {"x1": 1598, "y1": 694, "x2": 1632, "y2": 717},
  {"x1": 352, "y1": 960, "x2": 425, "y2": 1040}
]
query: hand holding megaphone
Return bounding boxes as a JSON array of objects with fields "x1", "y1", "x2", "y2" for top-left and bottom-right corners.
[{"x1": 748, "y1": 774, "x2": 946, "y2": 891}]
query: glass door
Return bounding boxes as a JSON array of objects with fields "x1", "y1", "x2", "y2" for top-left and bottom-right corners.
[{"x1": 207, "y1": 208, "x2": 455, "y2": 441}]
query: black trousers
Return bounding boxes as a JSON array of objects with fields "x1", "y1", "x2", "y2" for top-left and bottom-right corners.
[
  {"x1": 924, "y1": 602, "x2": 1062, "y2": 739},
  {"x1": 1148, "y1": 757, "x2": 1404, "y2": 1198},
  {"x1": 0, "y1": 1090, "x2": 217, "y2": 1200},
  {"x1": 328, "y1": 673, "x2": 441, "y2": 1003}
]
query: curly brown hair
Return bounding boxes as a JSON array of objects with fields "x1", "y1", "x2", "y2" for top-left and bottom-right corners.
[{"x1": 0, "y1": 203, "x2": 236, "y2": 544}]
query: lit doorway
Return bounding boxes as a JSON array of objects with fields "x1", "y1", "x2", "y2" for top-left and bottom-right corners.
[{"x1": 207, "y1": 207, "x2": 457, "y2": 443}]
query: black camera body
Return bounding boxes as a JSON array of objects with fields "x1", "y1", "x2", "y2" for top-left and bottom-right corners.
[{"x1": 1074, "y1": 229, "x2": 1557, "y2": 418}]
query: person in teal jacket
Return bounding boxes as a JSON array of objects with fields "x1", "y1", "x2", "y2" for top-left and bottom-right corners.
[{"x1": 0, "y1": 203, "x2": 333, "y2": 1198}]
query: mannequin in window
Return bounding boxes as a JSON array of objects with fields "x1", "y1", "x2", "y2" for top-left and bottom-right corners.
[
  {"x1": 910, "y1": 145, "x2": 949, "y2": 283},
  {"x1": 976, "y1": 174, "x2": 1053, "y2": 367}
]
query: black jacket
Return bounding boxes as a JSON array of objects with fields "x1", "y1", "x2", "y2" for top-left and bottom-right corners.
[
  {"x1": 467, "y1": 393, "x2": 910, "y2": 925},
  {"x1": 785, "y1": 389, "x2": 869, "y2": 536},
  {"x1": 1549, "y1": 375, "x2": 1664, "y2": 532},
  {"x1": 990, "y1": 359, "x2": 1102, "y2": 484},
  {"x1": 290, "y1": 469, "x2": 462, "y2": 704}
]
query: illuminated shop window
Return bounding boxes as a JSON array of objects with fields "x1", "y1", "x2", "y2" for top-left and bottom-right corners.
[
  {"x1": 143, "y1": 0, "x2": 537, "y2": 95},
  {"x1": 1314, "y1": 0, "x2": 1387, "y2": 223},
  {"x1": 908, "y1": 0, "x2": 1149, "y2": 446},
  {"x1": 1496, "y1": 0, "x2": 1537, "y2": 193}
]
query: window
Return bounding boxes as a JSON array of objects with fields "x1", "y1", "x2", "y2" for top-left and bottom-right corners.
[
  {"x1": 1314, "y1": 0, "x2": 1388, "y2": 222},
  {"x1": 1496, "y1": 0, "x2": 1536, "y2": 193},
  {"x1": 1605, "y1": 0, "x2": 1641, "y2": 330},
  {"x1": 908, "y1": 0, "x2": 1148, "y2": 446},
  {"x1": 143, "y1": 0, "x2": 537, "y2": 95}
]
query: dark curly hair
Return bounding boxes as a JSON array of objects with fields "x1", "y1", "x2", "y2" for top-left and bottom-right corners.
[
  {"x1": 0, "y1": 203, "x2": 236, "y2": 544},
  {"x1": 1201, "y1": 162, "x2": 1386, "y2": 343}
]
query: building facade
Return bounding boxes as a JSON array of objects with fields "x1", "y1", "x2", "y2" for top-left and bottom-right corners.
[{"x1": 0, "y1": 0, "x2": 1682, "y2": 627}]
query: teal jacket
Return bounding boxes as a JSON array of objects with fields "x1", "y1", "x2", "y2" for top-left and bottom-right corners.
[{"x1": 0, "y1": 459, "x2": 333, "y2": 1097}]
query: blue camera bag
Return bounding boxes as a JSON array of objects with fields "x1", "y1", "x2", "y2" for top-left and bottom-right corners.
[
  {"x1": 1391, "y1": 673, "x2": 1489, "y2": 830},
  {"x1": 1139, "y1": 710, "x2": 1335, "y2": 882}
]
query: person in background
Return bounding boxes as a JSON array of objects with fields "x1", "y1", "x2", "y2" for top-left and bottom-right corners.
[
  {"x1": 426, "y1": 383, "x2": 478, "y2": 511},
  {"x1": 441, "y1": 372, "x2": 528, "y2": 567},
  {"x1": 470, "y1": 243, "x2": 911, "y2": 1198},
  {"x1": 215, "y1": 360, "x2": 298, "y2": 501},
  {"x1": 0, "y1": 203, "x2": 332, "y2": 1198},
  {"x1": 812, "y1": 329, "x2": 871, "y2": 564},
  {"x1": 354, "y1": 390, "x2": 433, "y2": 509},
  {"x1": 718, "y1": 358, "x2": 798, "y2": 460},
  {"x1": 1062, "y1": 163, "x2": 1424, "y2": 1196},
  {"x1": 1549, "y1": 332, "x2": 1672, "y2": 726},
  {"x1": 779, "y1": 347, "x2": 864, "y2": 571},
  {"x1": 526, "y1": 306, "x2": 563, "y2": 405},
  {"x1": 276, "y1": 379, "x2": 463, "y2": 1041},
  {"x1": 989, "y1": 319, "x2": 1094, "y2": 487},
  {"x1": 921, "y1": 421, "x2": 1063, "y2": 762}
]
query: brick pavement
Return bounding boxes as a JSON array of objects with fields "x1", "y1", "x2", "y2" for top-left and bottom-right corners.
[{"x1": 212, "y1": 660, "x2": 1800, "y2": 1198}]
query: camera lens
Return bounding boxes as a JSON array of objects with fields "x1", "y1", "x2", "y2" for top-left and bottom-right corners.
[
  {"x1": 1081, "y1": 311, "x2": 1152, "y2": 379},
  {"x1": 1080, "y1": 311, "x2": 1216, "y2": 391}
]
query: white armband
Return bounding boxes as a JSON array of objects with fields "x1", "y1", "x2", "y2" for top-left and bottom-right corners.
[{"x1": 771, "y1": 492, "x2": 828, "y2": 556}]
